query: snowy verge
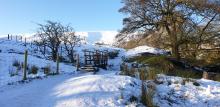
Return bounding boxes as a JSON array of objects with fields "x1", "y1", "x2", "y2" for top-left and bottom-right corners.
[{"x1": 153, "y1": 74, "x2": 220, "y2": 107}]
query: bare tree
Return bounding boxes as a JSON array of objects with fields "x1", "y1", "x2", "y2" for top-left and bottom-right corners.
[
  {"x1": 117, "y1": 0, "x2": 220, "y2": 60},
  {"x1": 35, "y1": 21, "x2": 65, "y2": 61},
  {"x1": 61, "y1": 28, "x2": 81, "y2": 64}
]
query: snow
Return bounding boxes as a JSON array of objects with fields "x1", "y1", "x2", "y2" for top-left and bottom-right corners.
[
  {"x1": 153, "y1": 75, "x2": 220, "y2": 107},
  {"x1": 1, "y1": 31, "x2": 118, "y2": 45},
  {"x1": 0, "y1": 37, "x2": 143, "y2": 107},
  {"x1": 75, "y1": 31, "x2": 118, "y2": 45},
  {"x1": 0, "y1": 35, "x2": 220, "y2": 107},
  {"x1": 125, "y1": 45, "x2": 168, "y2": 57},
  {"x1": 0, "y1": 74, "x2": 141, "y2": 107}
]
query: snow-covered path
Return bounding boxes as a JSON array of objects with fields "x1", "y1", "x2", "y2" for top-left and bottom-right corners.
[
  {"x1": 0, "y1": 74, "x2": 74, "y2": 107},
  {"x1": 0, "y1": 73, "x2": 141, "y2": 107}
]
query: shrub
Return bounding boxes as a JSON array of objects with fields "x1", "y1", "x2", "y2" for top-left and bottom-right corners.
[
  {"x1": 141, "y1": 82, "x2": 155, "y2": 107},
  {"x1": 140, "y1": 68, "x2": 146, "y2": 80},
  {"x1": 8, "y1": 66, "x2": 17, "y2": 77},
  {"x1": 169, "y1": 69, "x2": 203, "y2": 79},
  {"x1": 143, "y1": 56, "x2": 174, "y2": 73},
  {"x1": 120, "y1": 63, "x2": 129, "y2": 75},
  {"x1": 215, "y1": 74, "x2": 220, "y2": 82},
  {"x1": 12, "y1": 60, "x2": 20, "y2": 67},
  {"x1": 43, "y1": 66, "x2": 51, "y2": 75},
  {"x1": 146, "y1": 68, "x2": 158, "y2": 80},
  {"x1": 124, "y1": 56, "x2": 151, "y2": 63},
  {"x1": 108, "y1": 50, "x2": 120, "y2": 59},
  {"x1": 30, "y1": 65, "x2": 39, "y2": 74}
]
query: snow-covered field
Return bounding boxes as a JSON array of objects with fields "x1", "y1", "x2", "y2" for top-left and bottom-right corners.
[{"x1": 0, "y1": 36, "x2": 220, "y2": 107}]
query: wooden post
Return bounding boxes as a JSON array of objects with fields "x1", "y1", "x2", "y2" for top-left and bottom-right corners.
[
  {"x1": 43, "y1": 45, "x2": 46, "y2": 55},
  {"x1": 23, "y1": 50, "x2": 28, "y2": 80},
  {"x1": 11, "y1": 35, "x2": 12, "y2": 40},
  {"x1": 24, "y1": 38, "x2": 27, "y2": 46},
  {"x1": 203, "y1": 71, "x2": 209, "y2": 79},
  {"x1": 56, "y1": 53, "x2": 59, "y2": 74},
  {"x1": 76, "y1": 54, "x2": 80, "y2": 71},
  {"x1": 8, "y1": 34, "x2": 9, "y2": 40}
]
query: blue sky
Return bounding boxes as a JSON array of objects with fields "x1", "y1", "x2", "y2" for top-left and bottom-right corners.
[{"x1": 0, "y1": 0, "x2": 124, "y2": 35}]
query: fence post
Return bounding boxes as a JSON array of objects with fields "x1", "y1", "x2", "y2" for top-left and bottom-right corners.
[
  {"x1": 23, "y1": 50, "x2": 28, "y2": 80},
  {"x1": 11, "y1": 35, "x2": 12, "y2": 40},
  {"x1": 43, "y1": 45, "x2": 46, "y2": 55},
  {"x1": 24, "y1": 38, "x2": 27, "y2": 46},
  {"x1": 16, "y1": 36, "x2": 17, "y2": 42},
  {"x1": 76, "y1": 54, "x2": 80, "y2": 71},
  {"x1": 56, "y1": 53, "x2": 59, "y2": 74},
  {"x1": 8, "y1": 34, "x2": 9, "y2": 40}
]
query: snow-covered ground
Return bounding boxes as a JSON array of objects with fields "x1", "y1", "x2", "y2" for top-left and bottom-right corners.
[
  {"x1": 0, "y1": 38, "x2": 124, "y2": 87},
  {"x1": 0, "y1": 37, "x2": 142, "y2": 107},
  {"x1": 0, "y1": 37, "x2": 220, "y2": 107},
  {"x1": 125, "y1": 45, "x2": 168, "y2": 57},
  {"x1": 154, "y1": 75, "x2": 220, "y2": 107},
  {"x1": 0, "y1": 74, "x2": 141, "y2": 107}
]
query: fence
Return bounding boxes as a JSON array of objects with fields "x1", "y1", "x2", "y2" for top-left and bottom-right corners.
[{"x1": 84, "y1": 50, "x2": 108, "y2": 69}]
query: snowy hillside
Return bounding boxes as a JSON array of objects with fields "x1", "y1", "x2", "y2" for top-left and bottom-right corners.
[
  {"x1": 0, "y1": 37, "x2": 220, "y2": 107},
  {"x1": 76, "y1": 31, "x2": 118, "y2": 45},
  {"x1": 0, "y1": 37, "x2": 124, "y2": 87},
  {"x1": 1, "y1": 31, "x2": 118, "y2": 45}
]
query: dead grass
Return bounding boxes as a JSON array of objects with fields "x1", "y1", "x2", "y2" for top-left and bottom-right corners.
[{"x1": 141, "y1": 82, "x2": 156, "y2": 107}]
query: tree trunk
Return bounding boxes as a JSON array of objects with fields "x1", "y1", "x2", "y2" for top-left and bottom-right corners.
[
  {"x1": 52, "y1": 52, "x2": 57, "y2": 62},
  {"x1": 56, "y1": 53, "x2": 59, "y2": 74},
  {"x1": 165, "y1": 24, "x2": 180, "y2": 60},
  {"x1": 172, "y1": 44, "x2": 180, "y2": 60}
]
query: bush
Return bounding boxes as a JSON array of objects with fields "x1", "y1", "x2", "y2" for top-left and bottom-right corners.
[
  {"x1": 30, "y1": 65, "x2": 39, "y2": 74},
  {"x1": 108, "y1": 50, "x2": 120, "y2": 59},
  {"x1": 215, "y1": 74, "x2": 220, "y2": 82},
  {"x1": 141, "y1": 82, "x2": 155, "y2": 107},
  {"x1": 146, "y1": 68, "x2": 158, "y2": 80},
  {"x1": 169, "y1": 69, "x2": 203, "y2": 79},
  {"x1": 140, "y1": 68, "x2": 147, "y2": 80},
  {"x1": 143, "y1": 56, "x2": 174, "y2": 73},
  {"x1": 43, "y1": 66, "x2": 51, "y2": 75},
  {"x1": 8, "y1": 66, "x2": 17, "y2": 77},
  {"x1": 124, "y1": 56, "x2": 151, "y2": 63},
  {"x1": 12, "y1": 60, "x2": 20, "y2": 67}
]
